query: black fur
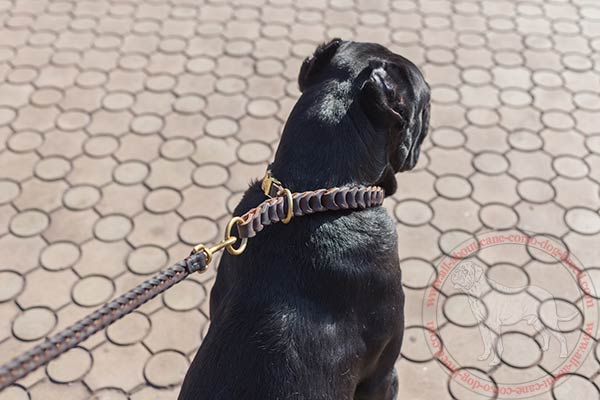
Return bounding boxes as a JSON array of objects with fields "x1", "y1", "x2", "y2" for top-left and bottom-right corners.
[{"x1": 179, "y1": 40, "x2": 431, "y2": 400}]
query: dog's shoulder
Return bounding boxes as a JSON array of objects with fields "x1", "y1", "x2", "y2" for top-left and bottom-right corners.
[{"x1": 310, "y1": 206, "x2": 397, "y2": 255}]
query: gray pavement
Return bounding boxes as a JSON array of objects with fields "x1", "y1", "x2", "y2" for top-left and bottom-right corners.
[{"x1": 0, "y1": 0, "x2": 600, "y2": 399}]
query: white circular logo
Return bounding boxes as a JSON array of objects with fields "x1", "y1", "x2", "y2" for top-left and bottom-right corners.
[{"x1": 418, "y1": 230, "x2": 599, "y2": 399}]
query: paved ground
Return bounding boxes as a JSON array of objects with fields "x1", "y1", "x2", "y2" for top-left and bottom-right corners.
[{"x1": 1, "y1": 0, "x2": 600, "y2": 399}]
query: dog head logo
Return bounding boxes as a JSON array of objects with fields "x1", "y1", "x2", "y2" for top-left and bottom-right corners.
[{"x1": 451, "y1": 261, "x2": 484, "y2": 293}]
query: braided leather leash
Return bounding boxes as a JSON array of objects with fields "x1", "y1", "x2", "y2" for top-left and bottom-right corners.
[{"x1": 0, "y1": 180, "x2": 384, "y2": 391}]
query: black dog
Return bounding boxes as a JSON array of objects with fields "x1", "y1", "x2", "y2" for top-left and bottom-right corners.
[{"x1": 179, "y1": 39, "x2": 430, "y2": 400}]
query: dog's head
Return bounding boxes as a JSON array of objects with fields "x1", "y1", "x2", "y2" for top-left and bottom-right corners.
[
  {"x1": 291, "y1": 39, "x2": 430, "y2": 194},
  {"x1": 451, "y1": 262, "x2": 484, "y2": 292}
]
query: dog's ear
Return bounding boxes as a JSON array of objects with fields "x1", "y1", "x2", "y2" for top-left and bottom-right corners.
[{"x1": 298, "y1": 38, "x2": 342, "y2": 92}]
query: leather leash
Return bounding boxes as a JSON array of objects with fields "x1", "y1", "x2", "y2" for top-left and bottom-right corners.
[{"x1": 0, "y1": 172, "x2": 384, "y2": 391}]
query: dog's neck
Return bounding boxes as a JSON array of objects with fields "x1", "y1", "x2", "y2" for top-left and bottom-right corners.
[{"x1": 268, "y1": 88, "x2": 391, "y2": 193}]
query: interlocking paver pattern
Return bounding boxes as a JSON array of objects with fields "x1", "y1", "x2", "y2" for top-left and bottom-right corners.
[{"x1": 0, "y1": 0, "x2": 600, "y2": 398}]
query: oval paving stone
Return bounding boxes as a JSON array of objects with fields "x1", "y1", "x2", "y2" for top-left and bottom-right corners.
[
  {"x1": 143, "y1": 350, "x2": 189, "y2": 388},
  {"x1": 71, "y1": 275, "x2": 115, "y2": 307},
  {"x1": 0, "y1": 270, "x2": 25, "y2": 302},
  {"x1": 12, "y1": 307, "x2": 57, "y2": 341},
  {"x1": 46, "y1": 347, "x2": 93, "y2": 383},
  {"x1": 40, "y1": 242, "x2": 81, "y2": 271}
]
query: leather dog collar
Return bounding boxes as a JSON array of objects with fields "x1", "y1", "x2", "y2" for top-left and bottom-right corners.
[{"x1": 234, "y1": 172, "x2": 386, "y2": 239}]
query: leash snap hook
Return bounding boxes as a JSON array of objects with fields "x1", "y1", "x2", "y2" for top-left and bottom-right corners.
[
  {"x1": 191, "y1": 236, "x2": 237, "y2": 265},
  {"x1": 189, "y1": 217, "x2": 248, "y2": 273}
]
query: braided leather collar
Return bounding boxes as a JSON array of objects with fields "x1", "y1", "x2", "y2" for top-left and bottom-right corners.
[{"x1": 236, "y1": 172, "x2": 385, "y2": 238}]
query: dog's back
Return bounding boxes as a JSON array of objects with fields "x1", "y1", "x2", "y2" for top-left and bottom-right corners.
[{"x1": 178, "y1": 184, "x2": 404, "y2": 399}]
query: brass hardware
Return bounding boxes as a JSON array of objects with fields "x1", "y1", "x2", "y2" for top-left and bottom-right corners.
[
  {"x1": 281, "y1": 188, "x2": 293, "y2": 224},
  {"x1": 261, "y1": 172, "x2": 284, "y2": 198},
  {"x1": 191, "y1": 236, "x2": 237, "y2": 266},
  {"x1": 225, "y1": 216, "x2": 248, "y2": 255},
  {"x1": 262, "y1": 171, "x2": 293, "y2": 224},
  {"x1": 190, "y1": 244, "x2": 211, "y2": 265},
  {"x1": 190, "y1": 216, "x2": 248, "y2": 271}
]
